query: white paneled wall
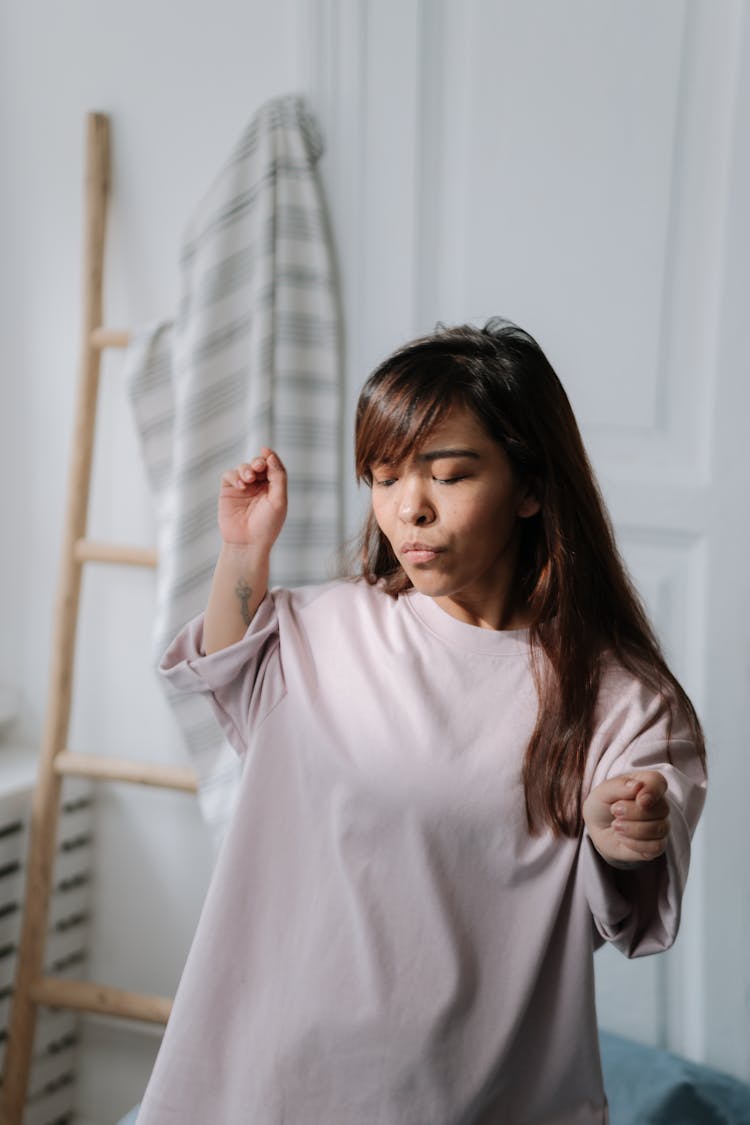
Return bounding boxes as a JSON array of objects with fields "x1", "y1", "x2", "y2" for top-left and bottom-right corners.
[{"x1": 1, "y1": 1, "x2": 748, "y2": 1120}]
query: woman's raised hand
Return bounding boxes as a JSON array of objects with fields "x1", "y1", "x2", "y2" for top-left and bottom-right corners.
[
  {"x1": 203, "y1": 450, "x2": 286, "y2": 652},
  {"x1": 218, "y1": 449, "x2": 288, "y2": 552}
]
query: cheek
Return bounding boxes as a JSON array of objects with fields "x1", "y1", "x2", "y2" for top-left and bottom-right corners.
[
  {"x1": 461, "y1": 494, "x2": 520, "y2": 543},
  {"x1": 370, "y1": 493, "x2": 391, "y2": 536},
  {"x1": 457, "y1": 493, "x2": 509, "y2": 527}
]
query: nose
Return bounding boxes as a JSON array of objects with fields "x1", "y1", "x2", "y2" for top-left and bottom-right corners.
[{"x1": 398, "y1": 478, "x2": 435, "y2": 526}]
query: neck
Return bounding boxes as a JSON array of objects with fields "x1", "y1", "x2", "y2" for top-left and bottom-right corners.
[{"x1": 434, "y1": 589, "x2": 531, "y2": 631}]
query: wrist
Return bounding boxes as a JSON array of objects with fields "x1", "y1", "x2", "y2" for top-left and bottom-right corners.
[
  {"x1": 203, "y1": 545, "x2": 270, "y2": 655},
  {"x1": 219, "y1": 540, "x2": 271, "y2": 567},
  {"x1": 585, "y1": 830, "x2": 650, "y2": 870}
]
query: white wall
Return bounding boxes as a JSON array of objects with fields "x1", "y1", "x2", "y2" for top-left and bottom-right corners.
[{"x1": 1, "y1": 1, "x2": 749, "y2": 1121}]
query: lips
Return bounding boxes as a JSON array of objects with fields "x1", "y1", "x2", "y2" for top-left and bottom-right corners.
[{"x1": 400, "y1": 541, "x2": 444, "y2": 564}]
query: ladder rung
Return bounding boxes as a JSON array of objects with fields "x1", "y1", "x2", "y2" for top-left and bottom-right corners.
[
  {"x1": 74, "y1": 538, "x2": 157, "y2": 567},
  {"x1": 55, "y1": 751, "x2": 199, "y2": 793},
  {"x1": 31, "y1": 975, "x2": 172, "y2": 1024},
  {"x1": 90, "y1": 326, "x2": 131, "y2": 350}
]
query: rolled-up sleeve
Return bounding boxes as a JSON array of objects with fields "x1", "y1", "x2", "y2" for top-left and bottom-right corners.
[
  {"x1": 159, "y1": 593, "x2": 286, "y2": 756},
  {"x1": 580, "y1": 676, "x2": 707, "y2": 958}
]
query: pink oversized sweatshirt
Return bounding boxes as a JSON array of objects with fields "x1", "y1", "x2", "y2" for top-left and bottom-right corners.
[{"x1": 136, "y1": 579, "x2": 706, "y2": 1125}]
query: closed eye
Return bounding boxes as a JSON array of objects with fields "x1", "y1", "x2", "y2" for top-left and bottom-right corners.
[
  {"x1": 434, "y1": 476, "x2": 466, "y2": 485},
  {"x1": 373, "y1": 478, "x2": 397, "y2": 488}
]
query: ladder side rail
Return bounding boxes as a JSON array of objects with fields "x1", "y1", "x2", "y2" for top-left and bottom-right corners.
[{"x1": 1, "y1": 113, "x2": 111, "y2": 1125}]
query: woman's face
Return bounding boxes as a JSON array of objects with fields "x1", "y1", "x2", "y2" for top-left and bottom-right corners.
[{"x1": 369, "y1": 406, "x2": 540, "y2": 629}]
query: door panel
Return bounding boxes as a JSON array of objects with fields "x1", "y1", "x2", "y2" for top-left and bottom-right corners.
[{"x1": 314, "y1": 0, "x2": 749, "y2": 1072}]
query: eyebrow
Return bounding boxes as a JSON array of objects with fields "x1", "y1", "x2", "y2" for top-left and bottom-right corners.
[
  {"x1": 371, "y1": 447, "x2": 482, "y2": 471},
  {"x1": 415, "y1": 447, "x2": 481, "y2": 463}
]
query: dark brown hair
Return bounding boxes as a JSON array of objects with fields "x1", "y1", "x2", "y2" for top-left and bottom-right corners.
[{"x1": 354, "y1": 318, "x2": 706, "y2": 837}]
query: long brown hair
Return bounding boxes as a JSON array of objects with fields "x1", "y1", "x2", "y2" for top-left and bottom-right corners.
[{"x1": 354, "y1": 318, "x2": 706, "y2": 837}]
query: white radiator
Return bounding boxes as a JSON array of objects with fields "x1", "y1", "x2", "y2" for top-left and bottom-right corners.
[{"x1": 0, "y1": 748, "x2": 93, "y2": 1125}]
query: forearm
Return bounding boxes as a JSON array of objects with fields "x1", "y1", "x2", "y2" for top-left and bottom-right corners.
[{"x1": 203, "y1": 543, "x2": 271, "y2": 654}]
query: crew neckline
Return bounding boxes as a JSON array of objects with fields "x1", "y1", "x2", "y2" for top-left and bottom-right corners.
[{"x1": 404, "y1": 589, "x2": 532, "y2": 656}]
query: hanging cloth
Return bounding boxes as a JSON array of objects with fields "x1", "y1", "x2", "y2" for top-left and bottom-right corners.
[{"x1": 125, "y1": 95, "x2": 341, "y2": 844}]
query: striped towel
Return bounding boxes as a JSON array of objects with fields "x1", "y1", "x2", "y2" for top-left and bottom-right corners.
[{"x1": 125, "y1": 95, "x2": 341, "y2": 845}]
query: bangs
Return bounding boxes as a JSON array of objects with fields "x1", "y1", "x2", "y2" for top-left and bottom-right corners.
[{"x1": 355, "y1": 360, "x2": 465, "y2": 483}]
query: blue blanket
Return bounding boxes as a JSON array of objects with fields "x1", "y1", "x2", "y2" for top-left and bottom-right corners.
[{"x1": 600, "y1": 1031, "x2": 750, "y2": 1124}]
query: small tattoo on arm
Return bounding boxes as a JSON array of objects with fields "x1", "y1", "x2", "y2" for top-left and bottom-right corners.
[{"x1": 235, "y1": 579, "x2": 253, "y2": 626}]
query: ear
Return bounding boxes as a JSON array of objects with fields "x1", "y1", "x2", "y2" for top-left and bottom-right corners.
[{"x1": 517, "y1": 482, "x2": 541, "y2": 519}]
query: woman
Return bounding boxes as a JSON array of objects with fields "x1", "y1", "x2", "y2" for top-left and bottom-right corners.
[{"x1": 136, "y1": 319, "x2": 706, "y2": 1124}]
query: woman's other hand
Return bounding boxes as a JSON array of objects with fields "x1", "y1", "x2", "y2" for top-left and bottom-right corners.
[{"x1": 582, "y1": 770, "x2": 670, "y2": 867}]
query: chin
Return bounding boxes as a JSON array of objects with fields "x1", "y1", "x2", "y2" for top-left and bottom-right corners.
[{"x1": 404, "y1": 570, "x2": 454, "y2": 598}]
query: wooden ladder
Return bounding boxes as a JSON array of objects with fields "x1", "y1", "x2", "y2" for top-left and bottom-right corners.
[{"x1": 0, "y1": 113, "x2": 198, "y2": 1125}]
